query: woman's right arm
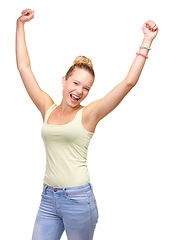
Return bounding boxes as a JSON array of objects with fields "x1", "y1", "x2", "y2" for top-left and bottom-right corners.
[{"x1": 16, "y1": 9, "x2": 54, "y2": 120}]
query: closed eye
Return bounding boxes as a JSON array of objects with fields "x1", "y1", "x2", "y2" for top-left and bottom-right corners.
[{"x1": 73, "y1": 81, "x2": 89, "y2": 91}]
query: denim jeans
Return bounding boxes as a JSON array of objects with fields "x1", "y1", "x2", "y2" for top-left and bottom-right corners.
[{"x1": 32, "y1": 182, "x2": 99, "y2": 240}]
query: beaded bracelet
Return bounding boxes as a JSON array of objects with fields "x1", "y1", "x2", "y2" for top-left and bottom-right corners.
[
  {"x1": 136, "y1": 52, "x2": 148, "y2": 59},
  {"x1": 139, "y1": 46, "x2": 151, "y2": 50}
]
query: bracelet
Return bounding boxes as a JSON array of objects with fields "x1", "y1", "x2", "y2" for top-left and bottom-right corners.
[
  {"x1": 136, "y1": 52, "x2": 148, "y2": 59},
  {"x1": 139, "y1": 46, "x2": 151, "y2": 50}
]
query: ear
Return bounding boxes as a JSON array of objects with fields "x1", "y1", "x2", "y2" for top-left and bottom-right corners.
[{"x1": 62, "y1": 76, "x2": 66, "y2": 86}]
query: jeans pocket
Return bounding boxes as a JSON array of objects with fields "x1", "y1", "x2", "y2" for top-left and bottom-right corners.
[{"x1": 66, "y1": 191, "x2": 89, "y2": 205}]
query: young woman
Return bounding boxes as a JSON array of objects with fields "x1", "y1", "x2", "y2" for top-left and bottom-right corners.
[{"x1": 16, "y1": 8, "x2": 158, "y2": 240}]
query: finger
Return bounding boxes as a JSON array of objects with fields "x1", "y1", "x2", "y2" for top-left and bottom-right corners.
[
  {"x1": 146, "y1": 23, "x2": 151, "y2": 30},
  {"x1": 146, "y1": 22, "x2": 155, "y2": 31},
  {"x1": 25, "y1": 12, "x2": 34, "y2": 21},
  {"x1": 24, "y1": 10, "x2": 33, "y2": 16},
  {"x1": 21, "y1": 9, "x2": 31, "y2": 14},
  {"x1": 147, "y1": 20, "x2": 153, "y2": 25},
  {"x1": 149, "y1": 21, "x2": 158, "y2": 32},
  {"x1": 143, "y1": 23, "x2": 147, "y2": 28},
  {"x1": 146, "y1": 20, "x2": 154, "y2": 29},
  {"x1": 152, "y1": 26, "x2": 158, "y2": 32},
  {"x1": 22, "y1": 9, "x2": 33, "y2": 16},
  {"x1": 146, "y1": 20, "x2": 151, "y2": 26},
  {"x1": 150, "y1": 22, "x2": 156, "y2": 29}
]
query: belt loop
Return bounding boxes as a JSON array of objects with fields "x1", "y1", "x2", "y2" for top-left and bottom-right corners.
[
  {"x1": 43, "y1": 184, "x2": 48, "y2": 195},
  {"x1": 63, "y1": 187, "x2": 67, "y2": 196},
  {"x1": 89, "y1": 183, "x2": 93, "y2": 191}
]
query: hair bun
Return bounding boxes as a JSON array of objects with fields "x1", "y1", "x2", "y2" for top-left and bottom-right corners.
[{"x1": 73, "y1": 55, "x2": 93, "y2": 69}]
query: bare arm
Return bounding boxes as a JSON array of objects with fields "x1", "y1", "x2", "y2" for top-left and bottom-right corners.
[
  {"x1": 16, "y1": 9, "x2": 54, "y2": 119},
  {"x1": 88, "y1": 20, "x2": 159, "y2": 123},
  {"x1": 16, "y1": 17, "x2": 31, "y2": 70}
]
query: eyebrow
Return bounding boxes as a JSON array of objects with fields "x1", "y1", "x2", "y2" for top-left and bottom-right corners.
[{"x1": 74, "y1": 80, "x2": 91, "y2": 89}]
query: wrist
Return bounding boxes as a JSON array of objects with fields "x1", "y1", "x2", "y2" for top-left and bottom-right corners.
[
  {"x1": 142, "y1": 37, "x2": 153, "y2": 47},
  {"x1": 16, "y1": 18, "x2": 25, "y2": 26}
]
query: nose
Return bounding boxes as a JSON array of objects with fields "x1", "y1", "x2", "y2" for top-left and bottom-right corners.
[{"x1": 76, "y1": 86, "x2": 83, "y2": 95}]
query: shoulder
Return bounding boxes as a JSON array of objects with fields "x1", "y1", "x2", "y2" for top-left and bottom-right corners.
[{"x1": 41, "y1": 99, "x2": 55, "y2": 122}]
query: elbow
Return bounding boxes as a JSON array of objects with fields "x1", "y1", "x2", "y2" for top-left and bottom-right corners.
[
  {"x1": 16, "y1": 57, "x2": 31, "y2": 71},
  {"x1": 17, "y1": 65, "x2": 23, "y2": 72},
  {"x1": 16, "y1": 63, "x2": 21, "y2": 71},
  {"x1": 125, "y1": 73, "x2": 139, "y2": 88},
  {"x1": 126, "y1": 75, "x2": 140, "y2": 88},
  {"x1": 126, "y1": 80, "x2": 137, "y2": 89},
  {"x1": 17, "y1": 63, "x2": 31, "y2": 72},
  {"x1": 128, "y1": 81, "x2": 137, "y2": 88},
  {"x1": 17, "y1": 65, "x2": 22, "y2": 72}
]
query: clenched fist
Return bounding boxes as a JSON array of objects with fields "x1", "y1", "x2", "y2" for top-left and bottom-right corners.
[
  {"x1": 142, "y1": 20, "x2": 158, "y2": 41},
  {"x1": 17, "y1": 9, "x2": 35, "y2": 24}
]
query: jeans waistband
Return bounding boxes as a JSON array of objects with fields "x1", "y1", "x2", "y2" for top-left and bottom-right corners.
[{"x1": 43, "y1": 182, "x2": 93, "y2": 195}]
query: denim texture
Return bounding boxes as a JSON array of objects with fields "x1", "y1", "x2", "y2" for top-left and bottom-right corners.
[{"x1": 32, "y1": 182, "x2": 99, "y2": 240}]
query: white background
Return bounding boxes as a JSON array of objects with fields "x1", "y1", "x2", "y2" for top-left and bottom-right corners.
[{"x1": 1, "y1": 0, "x2": 169, "y2": 239}]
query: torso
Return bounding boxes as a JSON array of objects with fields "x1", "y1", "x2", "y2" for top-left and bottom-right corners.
[{"x1": 43, "y1": 104, "x2": 98, "y2": 133}]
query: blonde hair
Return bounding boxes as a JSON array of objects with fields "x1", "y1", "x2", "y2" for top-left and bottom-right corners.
[{"x1": 65, "y1": 55, "x2": 95, "y2": 80}]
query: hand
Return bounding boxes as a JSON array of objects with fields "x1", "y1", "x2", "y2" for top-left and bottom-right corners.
[
  {"x1": 17, "y1": 9, "x2": 35, "y2": 24},
  {"x1": 142, "y1": 20, "x2": 158, "y2": 41}
]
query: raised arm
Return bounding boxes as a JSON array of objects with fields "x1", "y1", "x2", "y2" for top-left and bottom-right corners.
[
  {"x1": 16, "y1": 9, "x2": 54, "y2": 120},
  {"x1": 88, "y1": 20, "x2": 158, "y2": 123}
]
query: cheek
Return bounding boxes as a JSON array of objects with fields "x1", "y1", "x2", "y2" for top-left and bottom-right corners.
[
  {"x1": 83, "y1": 91, "x2": 89, "y2": 98},
  {"x1": 62, "y1": 85, "x2": 70, "y2": 96}
]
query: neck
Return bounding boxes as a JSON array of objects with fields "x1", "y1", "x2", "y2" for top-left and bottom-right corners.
[{"x1": 58, "y1": 99, "x2": 82, "y2": 115}]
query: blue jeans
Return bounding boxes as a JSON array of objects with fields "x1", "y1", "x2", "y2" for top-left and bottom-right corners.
[{"x1": 32, "y1": 182, "x2": 99, "y2": 240}]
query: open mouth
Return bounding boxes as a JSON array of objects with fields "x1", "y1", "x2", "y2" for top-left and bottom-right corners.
[{"x1": 70, "y1": 93, "x2": 80, "y2": 102}]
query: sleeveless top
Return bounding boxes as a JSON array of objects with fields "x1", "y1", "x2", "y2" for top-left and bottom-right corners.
[{"x1": 41, "y1": 103, "x2": 94, "y2": 188}]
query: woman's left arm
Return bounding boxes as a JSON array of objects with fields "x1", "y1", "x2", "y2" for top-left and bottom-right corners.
[{"x1": 91, "y1": 20, "x2": 158, "y2": 123}]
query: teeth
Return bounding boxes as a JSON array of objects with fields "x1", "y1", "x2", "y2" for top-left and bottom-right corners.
[{"x1": 72, "y1": 94, "x2": 80, "y2": 99}]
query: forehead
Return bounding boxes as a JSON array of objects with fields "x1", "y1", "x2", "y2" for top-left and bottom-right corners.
[{"x1": 69, "y1": 68, "x2": 94, "y2": 86}]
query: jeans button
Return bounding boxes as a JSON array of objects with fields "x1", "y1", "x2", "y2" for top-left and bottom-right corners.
[{"x1": 54, "y1": 189, "x2": 57, "y2": 192}]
